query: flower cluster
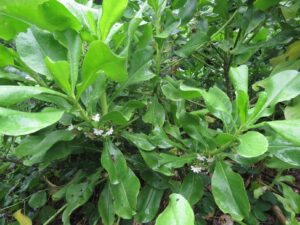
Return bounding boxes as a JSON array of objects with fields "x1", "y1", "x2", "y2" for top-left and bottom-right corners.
[
  {"x1": 93, "y1": 127, "x2": 114, "y2": 137},
  {"x1": 190, "y1": 154, "x2": 215, "y2": 174}
]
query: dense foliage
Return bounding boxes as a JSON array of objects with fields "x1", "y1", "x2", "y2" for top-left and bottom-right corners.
[{"x1": 0, "y1": 0, "x2": 300, "y2": 224}]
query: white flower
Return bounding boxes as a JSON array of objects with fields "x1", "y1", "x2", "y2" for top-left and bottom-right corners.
[
  {"x1": 77, "y1": 127, "x2": 82, "y2": 131},
  {"x1": 207, "y1": 157, "x2": 215, "y2": 163},
  {"x1": 25, "y1": 75, "x2": 35, "y2": 81},
  {"x1": 191, "y1": 166, "x2": 202, "y2": 174},
  {"x1": 92, "y1": 114, "x2": 100, "y2": 122},
  {"x1": 115, "y1": 142, "x2": 121, "y2": 146},
  {"x1": 93, "y1": 128, "x2": 104, "y2": 136},
  {"x1": 197, "y1": 154, "x2": 206, "y2": 161},
  {"x1": 67, "y1": 124, "x2": 74, "y2": 131},
  {"x1": 103, "y1": 127, "x2": 113, "y2": 137}
]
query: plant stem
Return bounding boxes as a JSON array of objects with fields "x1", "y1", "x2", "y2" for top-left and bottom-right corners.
[
  {"x1": 69, "y1": 97, "x2": 93, "y2": 126},
  {"x1": 270, "y1": 169, "x2": 284, "y2": 188},
  {"x1": 43, "y1": 204, "x2": 68, "y2": 225},
  {"x1": 100, "y1": 91, "x2": 108, "y2": 115}
]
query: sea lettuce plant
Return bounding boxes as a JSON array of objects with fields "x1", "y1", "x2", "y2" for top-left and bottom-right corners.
[{"x1": 0, "y1": 0, "x2": 300, "y2": 224}]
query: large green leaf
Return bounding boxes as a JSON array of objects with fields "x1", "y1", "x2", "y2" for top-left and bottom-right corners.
[
  {"x1": 267, "y1": 135, "x2": 300, "y2": 168},
  {"x1": 179, "y1": 172, "x2": 204, "y2": 206},
  {"x1": 236, "y1": 131, "x2": 268, "y2": 158},
  {"x1": 16, "y1": 27, "x2": 67, "y2": 79},
  {"x1": 101, "y1": 139, "x2": 128, "y2": 185},
  {"x1": 143, "y1": 96, "x2": 165, "y2": 127},
  {"x1": 122, "y1": 132, "x2": 156, "y2": 151},
  {"x1": 284, "y1": 96, "x2": 300, "y2": 120},
  {"x1": 229, "y1": 65, "x2": 248, "y2": 94},
  {"x1": 110, "y1": 47, "x2": 155, "y2": 103},
  {"x1": 134, "y1": 185, "x2": 164, "y2": 223},
  {"x1": 28, "y1": 191, "x2": 47, "y2": 209},
  {"x1": 155, "y1": 193, "x2": 194, "y2": 225},
  {"x1": 0, "y1": 44, "x2": 14, "y2": 68},
  {"x1": 281, "y1": 183, "x2": 300, "y2": 214},
  {"x1": 264, "y1": 120, "x2": 300, "y2": 146},
  {"x1": 140, "y1": 151, "x2": 196, "y2": 176},
  {"x1": 23, "y1": 131, "x2": 73, "y2": 166},
  {"x1": 98, "y1": 183, "x2": 115, "y2": 225},
  {"x1": 63, "y1": 171, "x2": 100, "y2": 225},
  {"x1": 76, "y1": 41, "x2": 127, "y2": 98},
  {"x1": 214, "y1": 0, "x2": 228, "y2": 19},
  {"x1": 201, "y1": 86, "x2": 234, "y2": 132},
  {"x1": 0, "y1": 86, "x2": 67, "y2": 106},
  {"x1": 212, "y1": 161, "x2": 250, "y2": 221},
  {"x1": 0, "y1": 15, "x2": 29, "y2": 40},
  {"x1": 109, "y1": 168, "x2": 140, "y2": 219},
  {"x1": 175, "y1": 32, "x2": 209, "y2": 57},
  {"x1": 254, "y1": 0, "x2": 281, "y2": 10},
  {"x1": 54, "y1": 30, "x2": 82, "y2": 92},
  {"x1": 178, "y1": 0, "x2": 197, "y2": 25},
  {"x1": 0, "y1": 0, "x2": 81, "y2": 32},
  {"x1": 249, "y1": 70, "x2": 300, "y2": 125},
  {"x1": 45, "y1": 58, "x2": 72, "y2": 94},
  {"x1": 0, "y1": 107, "x2": 64, "y2": 136},
  {"x1": 98, "y1": 0, "x2": 128, "y2": 41}
]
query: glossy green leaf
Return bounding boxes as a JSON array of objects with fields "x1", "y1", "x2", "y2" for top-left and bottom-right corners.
[
  {"x1": 0, "y1": 44, "x2": 14, "y2": 68},
  {"x1": 101, "y1": 139, "x2": 128, "y2": 184},
  {"x1": 212, "y1": 161, "x2": 250, "y2": 221},
  {"x1": 99, "y1": 0, "x2": 128, "y2": 41},
  {"x1": 156, "y1": 20, "x2": 181, "y2": 39},
  {"x1": 110, "y1": 47, "x2": 154, "y2": 103},
  {"x1": 100, "y1": 111, "x2": 128, "y2": 125},
  {"x1": 254, "y1": 0, "x2": 281, "y2": 10},
  {"x1": 122, "y1": 132, "x2": 156, "y2": 151},
  {"x1": 135, "y1": 185, "x2": 164, "y2": 223},
  {"x1": 28, "y1": 191, "x2": 47, "y2": 209},
  {"x1": 229, "y1": 65, "x2": 248, "y2": 94},
  {"x1": 22, "y1": 130, "x2": 73, "y2": 166},
  {"x1": 77, "y1": 41, "x2": 127, "y2": 98},
  {"x1": 0, "y1": 15, "x2": 29, "y2": 40},
  {"x1": 236, "y1": 131, "x2": 268, "y2": 158},
  {"x1": 140, "y1": 171, "x2": 170, "y2": 190},
  {"x1": 109, "y1": 168, "x2": 140, "y2": 219},
  {"x1": 143, "y1": 96, "x2": 165, "y2": 127},
  {"x1": 0, "y1": 70, "x2": 28, "y2": 82},
  {"x1": 0, "y1": 107, "x2": 64, "y2": 136},
  {"x1": 264, "y1": 120, "x2": 300, "y2": 146},
  {"x1": 214, "y1": 0, "x2": 228, "y2": 19},
  {"x1": 179, "y1": 172, "x2": 203, "y2": 205},
  {"x1": 46, "y1": 58, "x2": 72, "y2": 94},
  {"x1": 148, "y1": 0, "x2": 166, "y2": 16},
  {"x1": 155, "y1": 193, "x2": 194, "y2": 225},
  {"x1": 178, "y1": 0, "x2": 197, "y2": 25},
  {"x1": 175, "y1": 32, "x2": 209, "y2": 57},
  {"x1": 267, "y1": 135, "x2": 300, "y2": 168},
  {"x1": 281, "y1": 183, "x2": 300, "y2": 213},
  {"x1": 54, "y1": 29, "x2": 82, "y2": 92},
  {"x1": 236, "y1": 90, "x2": 249, "y2": 125},
  {"x1": 0, "y1": 86, "x2": 66, "y2": 106},
  {"x1": 0, "y1": 0, "x2": 81, "y2": 32},
  {"x1": 16, "y1": 28, "x2": 67, "y2": 79},
  {"x1": 179, "y1": 112, "x2": 215, "y2": 151},
  {"x1": 249, "y1": 70, "x2": 300, "y2": 124},
  {"x1": 63, "y1": 171, "x2": 100, "y2": 225},
  {"x1": 201, "y1": 86, "x2": 234, "y2": 132},
  {"x1": 285, "y1": 96, "x2": 300, "y2": 120},
  {"x1": 141, "y1": 151, "x2": 196, "y2": 176},
  {"x1": 161, "y1": 82, "x2": 182, "y2": 101},
  {"x1": 98, "y1": 183, "x2": 115, "y2": 225}
]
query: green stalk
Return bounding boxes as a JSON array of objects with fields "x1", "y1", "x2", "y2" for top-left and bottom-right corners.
[
  {"x1": 43, "y1": 204, "x2": 68, "y2": 225},
  {"x1": 270, "y1": 169, "x2": 284, "y2": 188},
  {"x1": 100, "y1": 91, "x2": 108, "y2": 115}
]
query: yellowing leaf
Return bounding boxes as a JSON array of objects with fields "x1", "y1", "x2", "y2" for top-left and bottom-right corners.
[
  {"x1": 13, "y1": 210, "x2": 32, "y2": 225},
  {"x1": 270, "y1": 41, "x2": 300, "y2": 66}
]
